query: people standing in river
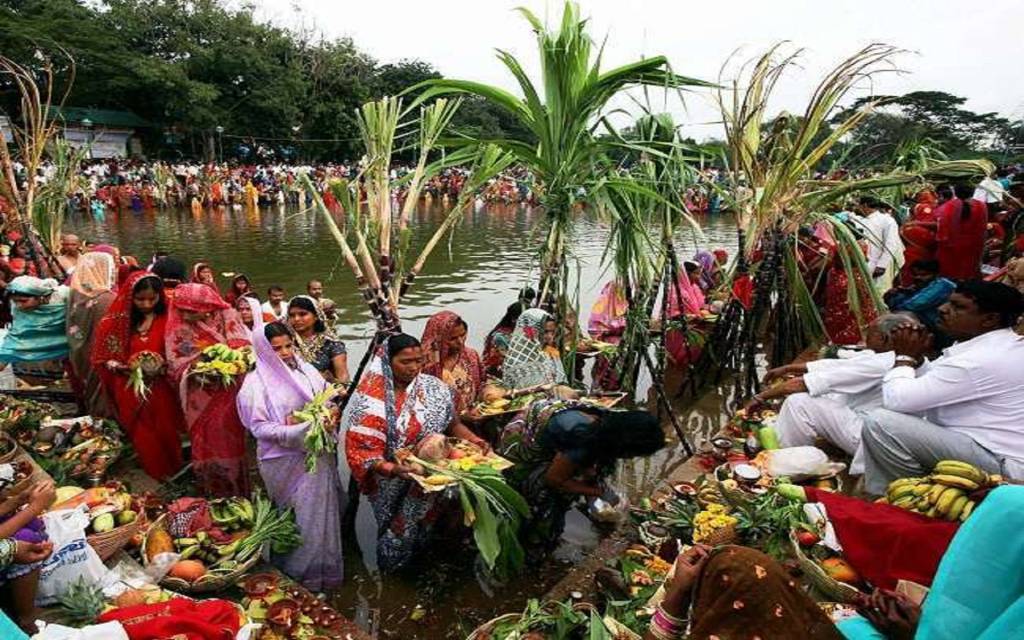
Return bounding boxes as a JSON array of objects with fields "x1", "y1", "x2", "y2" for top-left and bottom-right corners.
[
  {"x1": 482, "y1": 301, "x2": 523, "y2": 379},
  {"x1": 93, "y1": 272, "x2": 185, "y2": 480},
  {"x1": 501, "y1": 308, "x2": 567, "y2": 389},
  {"x1": 420, "y1": 311, "x2": 484, "y2": 413},
  {"x1": 224, "y1": 274, "x2": 254, "y2": 305},
  {"x1": 190, "y1": 262, "x2": 221, "y2": 296},
  {"x1": 237, "y1": 310, "x2": 344, "y2": 591},
  {"x1": 343, "y1": 334, "x2": 488, "y2": 572},
  {"x1": 587, "y1": 279, "x2": 629, "y2": 390},
  {"x1": 166, "y1": 283, "x2": 251, "y2": 497},
  {"x1": 287, "y1": 295, "x2": 349, "y2": 384},
  {"x1": 306, "y1": 279, "x2": 338, "y2": 324},
  {"x1": 262, "y1": 285, "x2": 287, "y2": 321},
  {"x1": 65, "y1": 252, "x2": 117, "y2": 418}
]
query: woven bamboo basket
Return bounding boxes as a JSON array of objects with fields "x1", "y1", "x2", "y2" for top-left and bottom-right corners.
[
  {"x1": 87, "y1": 511, "x2": 147, "y2": 561},
  {"x1": 789, "y1": 531, "x2": 863, "y2": 604},
  {"x1": 466, "y1": 603, "x2": 598, "y2": 640},
  {"x1": 142, "y1": 514, "x2": 262, "y2": 594},
  {"x1": 0, "y1": 432, "x2": 20, "y2": 464},
  {"x1": 3, "y1": 449, "x2": 52, "y2": 498}
]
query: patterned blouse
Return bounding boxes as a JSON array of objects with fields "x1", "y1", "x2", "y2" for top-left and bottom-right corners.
[{"x1": 296, "y1": 332, "x2": 347, "y2": 375}]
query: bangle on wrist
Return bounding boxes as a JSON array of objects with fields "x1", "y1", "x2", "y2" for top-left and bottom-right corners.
[{"x1": 895, "y1": 355, "x2": 919, "y2": 367}]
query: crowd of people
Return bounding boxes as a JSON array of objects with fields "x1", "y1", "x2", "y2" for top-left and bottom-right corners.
[{"x1": 1, "y1": 161, "x2": 1023, "y2": 638}]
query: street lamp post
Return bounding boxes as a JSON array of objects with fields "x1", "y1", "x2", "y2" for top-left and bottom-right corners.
[
  {"x1": 81, "y1": 117, "x2": 93, "y2": 159},
  {"x1": 215, "y1": 126, "x2": 224, "y2": 163}
]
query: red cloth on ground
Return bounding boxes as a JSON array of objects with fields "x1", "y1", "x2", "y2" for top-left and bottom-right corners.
[
  {"x1": 98, "y1": 597, "x2": 242, "y2": 640},
  {"x1": 805, "y1": 488, "x2": 959, "y2": 590}
]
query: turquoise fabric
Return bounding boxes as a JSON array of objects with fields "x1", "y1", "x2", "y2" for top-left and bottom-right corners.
[
  {"x1": 0, "y1": 610, "x2": 28, "y2": 639},
  {"x1": 838, "y1": 485, "x2": 1024, "y2": 640},
  {"x1": 0, "y1": 301, "x2": 69, "y2": 363}
]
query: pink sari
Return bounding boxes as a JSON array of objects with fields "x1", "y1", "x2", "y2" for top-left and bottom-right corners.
[
  {"x1": 587, "y1": 281, "x2": 629, "y2": 390},
  {"x1": 166, "y1": 283, "x2": 251, "y2": 497},
  {"x1": 665, "y1": 269, "x2": 706, "y2": 366}
]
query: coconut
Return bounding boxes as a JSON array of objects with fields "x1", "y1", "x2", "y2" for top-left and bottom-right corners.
[{"x1": 414, "y1": 433, "x2": 448, "y2": 462}]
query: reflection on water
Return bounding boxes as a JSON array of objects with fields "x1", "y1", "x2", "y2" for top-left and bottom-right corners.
[{"x1": 67, "y1": 202, "x2": 740, "y2": 637}]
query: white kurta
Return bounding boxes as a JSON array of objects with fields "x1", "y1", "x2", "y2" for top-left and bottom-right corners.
[
  {"x1": 855, "y1": 211, "x2": 904, "y2": 292},
  {"x1": 776, "y1": 350, "x2": 895, "y2": 474}
]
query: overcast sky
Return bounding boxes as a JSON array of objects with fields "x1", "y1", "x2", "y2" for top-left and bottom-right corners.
[{"x1": 256, "y1": 0, "x2": 1023, "y2": 140}]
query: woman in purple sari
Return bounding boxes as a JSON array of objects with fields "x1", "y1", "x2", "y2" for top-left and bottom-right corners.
[{"x1": 236, "y1": 299, "x2": 344, "y2": 591}]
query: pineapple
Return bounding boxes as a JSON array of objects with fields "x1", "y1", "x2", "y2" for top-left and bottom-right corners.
[{"x1": 57, "y1": 578, "x2": 107, "y2": 626}]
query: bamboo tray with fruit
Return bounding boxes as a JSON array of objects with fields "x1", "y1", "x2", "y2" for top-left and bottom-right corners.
[{"x1": 396, "y1": 435, "x2": 514, "y2": 493}]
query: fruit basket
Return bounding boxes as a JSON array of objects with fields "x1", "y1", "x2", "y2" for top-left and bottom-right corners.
[
  {"x1": 789, "y1": 530, "x2": 863, "y2": 604},
  {"x1": 143, "y1": 513, "x2": 263, "y2": 594},
  {"x1": 88, "y1": 510, "x2": 147, "y2": 561},
  {"x1": 0, "y1": 431, "x2": 20, "y2": 464},
  {"x1": 466, "y1": 602, "x2": 600, "y2": 640}
]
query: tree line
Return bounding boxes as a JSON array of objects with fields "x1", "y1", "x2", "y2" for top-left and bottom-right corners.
[{"x1": 0, "y1": 0, "x2": 532, "y2": 161}]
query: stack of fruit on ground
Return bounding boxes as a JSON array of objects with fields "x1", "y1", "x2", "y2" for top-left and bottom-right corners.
[
  {"x1": 144, "y1": 493, "x2": 301, "y2": 590},
  {"x1": 883, "y1": 460, "x2": 1003, "y2": 522}
]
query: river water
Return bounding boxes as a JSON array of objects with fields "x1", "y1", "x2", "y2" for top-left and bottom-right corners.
[{"x1": 67, "y1": 202, "x2": 739, "y2": 637}]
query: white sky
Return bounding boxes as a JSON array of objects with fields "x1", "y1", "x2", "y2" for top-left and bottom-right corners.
[{"x1": 255, "y1": 0, "x2": 1023, "y2": 141}]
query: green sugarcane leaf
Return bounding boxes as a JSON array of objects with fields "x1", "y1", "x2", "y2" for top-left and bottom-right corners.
[
  {"x1": 590, "y1": 610, "x2": 612, "y2": 640},
  {"x1": 458, "y1": 484, "x2": 476, "y2": 526},
  {"x1": 472, "y1": 475, "x2": 531, "y2": 519},
  {"x1": 468, "y1": 488, "x2": 501, "y2": 570}
]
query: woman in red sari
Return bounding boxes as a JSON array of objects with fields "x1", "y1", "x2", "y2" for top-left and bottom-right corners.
[
  {"x1": 934, "y1": 184, "x2": 987, "y2": 280},
  {"x1": 899, "y1": 190, "x2": 939, "y2": 286},
  {"x1": 92, "y1": 272, "x2": 185, "y2": 480},
  {"x1": 190, "y1": 262, "x2": 222, "y2": 296},
  {"x1": 823, "y1": 242, "x2": 879, "y2": 345},
  {"x1": 166, "y1": 283, "x2": 251, "y2": 497}
]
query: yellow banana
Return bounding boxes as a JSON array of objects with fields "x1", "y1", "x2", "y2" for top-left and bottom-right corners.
[
  {"x1": 946, "y1": 495, "x2": 969, "y2": 521},
  {"x1": 930, "y1": 474, "x2": 980, "y2": 492},
  {"x1": 933, "y1": 461, "x2": 987, "y2": 485},
  {"x1": 935, "y1": 487, "x2": 964, "y2": 516},
  {"x1": 927, "y1": 483, "x2": 948, "y2": 505},
  {"x1": 959, "y1": 500, "x2": 976, "y2": 522},
  {"x1": 913, "y1": 483, "x2": 933, "y2": 496}
]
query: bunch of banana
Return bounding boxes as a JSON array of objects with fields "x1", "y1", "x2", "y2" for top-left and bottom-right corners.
[
  {"x1": 884, "y1": 460, "x2": 1001, "y2": 522},
  {"x1": 174, "y1": 530, "x2": 241, "y2": 566},
  {"x1": 209, "y1": 497, "x2": 255, "y2": 532},
  {"x1": 191, "y1": 344, "x2": 256, "y2": 386}
]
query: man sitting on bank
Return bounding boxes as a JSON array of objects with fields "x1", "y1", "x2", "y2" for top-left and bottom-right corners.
[
  {"x1": 751, "y1": 314, "x2": 920, "y2": 475},
  {"x1": 861, "y1": 280, "x2": 1024, "y2": 495}
]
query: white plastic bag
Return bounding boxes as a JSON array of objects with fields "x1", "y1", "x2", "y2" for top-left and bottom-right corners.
[
  {"x1": 32, "y1": 621, "x2": 129, "y2": 640},
  {"x1": 764, "y1": 446, "x2": 830, "y2": 480},
  {"x1": 36, "y1": 506, "x2": 109, "y2": 606}
]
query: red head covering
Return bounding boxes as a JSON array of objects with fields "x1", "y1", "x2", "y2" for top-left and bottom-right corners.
[
  {"x1": 8, "y1": 257, "x2": 26, "y2": 272},
  {"x1": 165, "y1": 283, "x2": 248, "y2": 382},
  {"x1": 419, "y1": 310, "x2": 482, "y2": 412},
  {"x1": 712, "y1": 248, "x2": 729, "y2": 264},
  {"x1": 92, "y1": 271, "x2": 164, "y2": 366}
]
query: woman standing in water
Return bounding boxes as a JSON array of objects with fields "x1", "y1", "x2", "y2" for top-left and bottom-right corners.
[
  {"x1": 419, "y1": 311, "x2": 484, "y2": 412},
  {"x1": 65, "y1": 252, "x2": 117, "y2": 417},
  {"x1": 482, "y1": 302, "x2": 523, "y2": 378},
  {"x1": 501, "y1": 308, "x2": 567, "y2": 389},
  {"x1": 287, "y1": 296, "x2": 349, "y2": 384},
  {"x1": 93, "y1": 273, "x2": 185, "y2": 480},
  {"x1": 166, "y1": 283, "x2": 251, "y2": 496},
  {"x1": 344, "y1": 334, "x2": 487, "y2": 572},
  {"x1": 237, "y1": 305, "x2": 344, "y2": 591}
]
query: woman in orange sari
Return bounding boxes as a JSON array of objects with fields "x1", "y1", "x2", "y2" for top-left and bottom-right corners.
[
  {"x1": 166, "y1": 283, "x2": 251, "y2": 496},
  {"x1": 419, "y1": 311, "x2": 483, "y2": 413},
  {"x1": 93, "y1": 273, "x2": 185, "y2": 480}
]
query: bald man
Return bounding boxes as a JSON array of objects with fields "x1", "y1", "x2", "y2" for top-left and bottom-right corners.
[{"x1": 57, "y1": 234, "x2": 82, "y2": 273}]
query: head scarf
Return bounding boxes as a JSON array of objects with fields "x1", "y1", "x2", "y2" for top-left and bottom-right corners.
[
  {"x1": 712, "y1": 248, "x2": 729, "y2": 265},
  {"x1": 501, "y1": 308, "x2": 567, "y2": 389},
  {"x1": 190, "y1": 262, "x2": 221, "y2": 295},
  {"x1": 165, "y1": 283, "x2": 248, "y2": 382},
  {"x1": 236, "y1": 298, "x2": 326, "y2": 429},
  {"x1": 224, "y1": 274, "x2": 252, "y2": 304},
  {"x1": 666, "y1": 263, "x2": 706, "y2": 318},
  {"x1": 91, "y1": 272, "x2": 164, "y2": 366},
  {"x1": 288, "y1": 295, "x2": 327, "y2": 333},
  {"x1": 0, "y1": 278, "x2": 69, "y2": 364},
  {"x1": 694, "y1": 250, "x2": 717, "y2": 291},
  {"x1": 419, "y1": 311, "x2": 482, "y2": 410},
  {"x1": 69, "y1": 252, "x2": 116, "y2": 299},
  {"x1": 587, "y1": 280, "x2": 629, "y2": 341},
  {"x1": 91, "y1": 244, "x2": 119, "y2": 259},
  {"x1": 7, "y1": 276, "x2": 60, "y2": 298},
  {"x1": 342, "y1": 336, "x2": 454, "y2": 488}
]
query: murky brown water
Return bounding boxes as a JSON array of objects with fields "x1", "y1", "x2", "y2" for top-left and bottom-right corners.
[{"x1": 67, "y1": 202, "x2": 739, "y2": 638}]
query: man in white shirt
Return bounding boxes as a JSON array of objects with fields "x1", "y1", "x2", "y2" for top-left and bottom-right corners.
[
  {"x1": 261, "y1": 285, "x2": 288, "y2": 321},
  {"x1": 853, "y1": 196, "x2": 904, "y2": 293},
  {"x1": 751, "y1": 315, "x2": 918, "y2": 475},
  {"x1": 861, "y1": 281, "x2": 1024, "y2": 494}
]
